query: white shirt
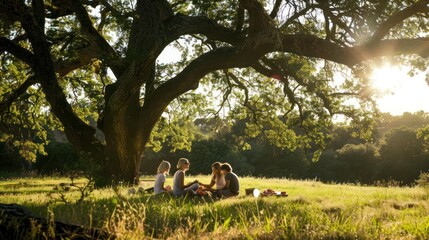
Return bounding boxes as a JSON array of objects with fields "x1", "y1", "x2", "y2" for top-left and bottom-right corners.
[
  {"x1": 154, "y1": 173, "x2": 167, "y2": 194},
  {"x1": 215, "y1": 174, "x2": 226, "y2": 189},
  {"x1": 172, "y1": 170, "x2": 185, "y2": 196}
]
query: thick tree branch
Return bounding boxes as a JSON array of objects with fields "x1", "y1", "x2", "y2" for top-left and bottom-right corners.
[
  {"x1": 154, "y1": 0, "x2": 174, "y2": 21},
  {"x1": 270, "y1": 0, "x2": 283, "y2": 19},
  {"x1": 0, "y1": 76, "x2": 37, "y2": 114},
  {"x1": 235, "y1": 6, "x2": 245, "y2": 32},
  {"x1": 151, "y1": 44, "x2": 273, "y2": 105},
  {"x1": 31, "y1": 0, "x2": 45, "y2": 28},
  {"x1": 370, "y1": 0, "x2": 429, "y2": 42},
  {"x1": 4, "y1": 0, "x2": 104, "y2": 154},
  {"x1": 111, "y1": 1, "x2": 167, "y2": 108},
  {"x1": 239, "y1": 0, "x2": 274, "y2": 35},
  {"x1": 280, "y1": 34, "x2": 429, "y2": 66},
  {"x1": 44, "y1": 2, "x2": 73, "y2": 18},
  {"x1": 0, "y1": 0, "x2": 29, "y2": 22},
  {"x1": 0, "y1": 37, "x2": 36, "y2": 68},
  {"x1": 164, "y1": 15, "x2": 245, "y2": 46},
  {"x1": 127, "y1": 0, "x2": 172, "y2": 60},
  {"x1": 65, "y1": 0, "x2": 124, "y2": 77},
  {"x1": 55, "y1": 44, "x2": 101, "y2": 77},
  {"x1": 139, "y1": 46, "x2": 267, "y2": 142}
]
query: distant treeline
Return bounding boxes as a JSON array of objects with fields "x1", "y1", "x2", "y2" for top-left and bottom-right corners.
[
  {"x1": 142, "y1": 112, "x2": 429, "y2": 186},
  {"x1": 1, "y1": 112, "x2": 429, "y2": 186}
]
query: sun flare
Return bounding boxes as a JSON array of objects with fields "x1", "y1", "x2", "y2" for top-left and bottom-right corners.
[
  {"x1": 370, "y1": 64, "x2": 403, "y2": 96},
  {"x1": 369, "y1": 64, "x2": 429, "y2": 115}
]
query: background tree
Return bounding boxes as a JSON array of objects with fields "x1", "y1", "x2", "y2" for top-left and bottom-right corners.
[
  {"x1": 308, "y1": 149, "x2": 339, "y2": 182},
  {"x1": 335, "y1": 143, "x2": 377, "y2": 184},
  {"x1": 378, "y1": 112, "x2": 429, "y2": 136},
  {"x1": 0, "y1": 0, "x2": 428, "y2": 185},
  {"x1": 377, "y1": 127, "x2": 429, "y2": 184}
]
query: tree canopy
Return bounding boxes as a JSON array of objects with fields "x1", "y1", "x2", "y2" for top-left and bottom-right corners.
[{"x1": 0, "y1": 0, "x2": 428, "y2": 184}]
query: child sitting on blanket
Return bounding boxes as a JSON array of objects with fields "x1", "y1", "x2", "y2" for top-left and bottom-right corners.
[{"x1": 154, "y1": 160, "x2": 172, "y2": 195}]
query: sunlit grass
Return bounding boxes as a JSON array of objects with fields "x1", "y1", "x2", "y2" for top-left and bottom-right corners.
[{"x1": 1, "y1": 175, "x2": 428, "y2": 239}]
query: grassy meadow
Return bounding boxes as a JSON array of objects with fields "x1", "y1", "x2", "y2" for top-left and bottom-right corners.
[{"x1": 0, "y1": 174, "x2": 428, "y2": 239}]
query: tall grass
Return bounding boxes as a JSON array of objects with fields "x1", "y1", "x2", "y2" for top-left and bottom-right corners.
[{"x1": 1, "y1": 176, "x2": 428, "y2": 239}]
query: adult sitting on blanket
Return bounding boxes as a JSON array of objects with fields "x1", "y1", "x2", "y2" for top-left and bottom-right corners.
[
  {"x1": 198, "y1": 162, "x2": 225, "y2": 191},
  {"x1": 213, "y1": 163, "x2": 240, "y2": 198},
  {"x1": 172, "y1": 158, "x2": 199, "y2": 196}
]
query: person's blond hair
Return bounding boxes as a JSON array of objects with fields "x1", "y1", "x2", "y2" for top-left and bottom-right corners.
[
  {"x1": 177, "y1": 158, "x2": 190, "y2": 169},
  {"x1": 157, "y1": 160, "x2": 171, "y2": 174},
  {"x1": 212, "y1": 162, "x2": 221, "y2": 170}
]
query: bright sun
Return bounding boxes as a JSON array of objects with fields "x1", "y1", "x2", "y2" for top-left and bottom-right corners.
[
  {"x1": 369, "y1": 64, "x2": 429, "y2": 115},
  {"x1": 370, "y1": 65, "x2": 402, "y2": 96}
]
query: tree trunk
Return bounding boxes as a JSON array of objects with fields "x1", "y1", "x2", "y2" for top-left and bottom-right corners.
[
  {"x1": 102, "y1": 65, "x2": 150, "y2": 185},
  {"x1": 104, "y1": 129, "x2": 143, "y2": 185},
  {"x1": 101, "y1": 85, "x2": 169, "y2": 185}
]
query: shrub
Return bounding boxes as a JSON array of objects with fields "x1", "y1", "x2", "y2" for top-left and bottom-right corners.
[{"x1": 416, "y1": 172, "x2": 429, "y2": 189}]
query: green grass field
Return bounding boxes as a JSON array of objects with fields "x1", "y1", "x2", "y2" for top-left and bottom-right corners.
[{"x1": 1, "y1": 175, "x2": 428, "y2": 239}]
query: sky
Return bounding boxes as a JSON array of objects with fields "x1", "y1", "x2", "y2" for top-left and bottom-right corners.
[{"x1": 370, "y1": 65, "x2": 429, "y2": 115}]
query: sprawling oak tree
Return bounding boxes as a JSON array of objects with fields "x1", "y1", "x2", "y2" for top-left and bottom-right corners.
[{"x1": 0, "y1": 0, "x2": 428, "y2": 184}]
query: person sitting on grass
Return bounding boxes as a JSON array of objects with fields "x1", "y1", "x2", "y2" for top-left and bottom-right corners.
[
  {"x1": 214, "y1": 163, "x2": 240, "y2": 198},
  {"x1": 172, "y1": 158, "x2": 199, "y2": 196},
  {"x1": 198, "y1": 162, "x2": 225, "y2": 191},
  {"x1": 154, "y1": 160, "x2": 172, "y2": 195}
]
